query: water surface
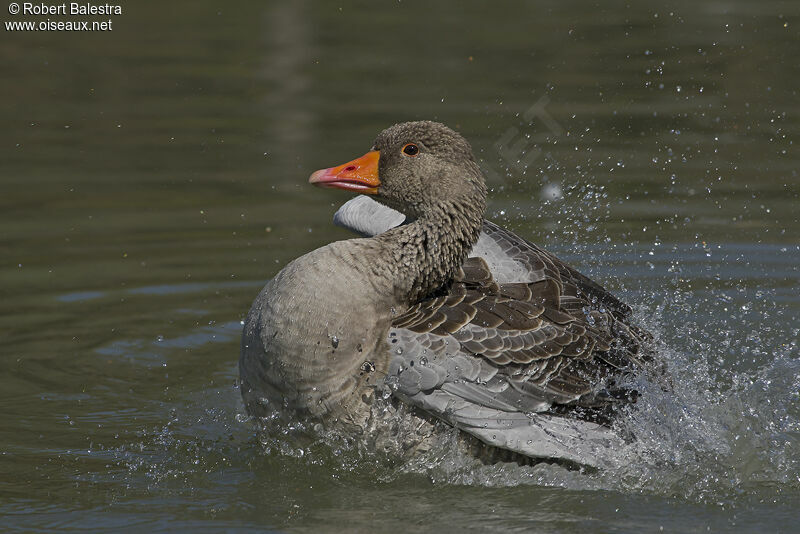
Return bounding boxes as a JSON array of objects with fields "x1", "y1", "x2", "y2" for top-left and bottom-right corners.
[{"x1": 2, "y1": 1, "x2": 799, "y2": 532}]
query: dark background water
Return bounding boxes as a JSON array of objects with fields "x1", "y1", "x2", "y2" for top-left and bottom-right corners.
[{"x1": 2, "y1": 1, "x2": 799, "y2": 532}]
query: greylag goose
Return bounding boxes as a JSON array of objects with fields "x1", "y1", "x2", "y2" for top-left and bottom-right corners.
[{"x1": 240, "y1": 121, "x2": 656, "y2": 467}]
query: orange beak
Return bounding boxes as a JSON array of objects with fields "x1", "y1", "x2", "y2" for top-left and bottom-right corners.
[{"x1": 309, "y1": 150, "x2": 380, "y2": 194}]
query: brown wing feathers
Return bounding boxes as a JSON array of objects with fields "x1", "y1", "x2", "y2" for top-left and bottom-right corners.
[{"x1": 392, "y1": 254, "x2": 650, "y2": 408}]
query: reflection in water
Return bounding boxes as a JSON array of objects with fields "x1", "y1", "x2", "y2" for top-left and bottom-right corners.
[
  {"x1": 57, "y1": 280, "x2": 262, "y2": 302},
  {"x1": 260, "y1": 1, "x2": 314, "y2": 171},
  {"x1": 95, "y1": 320, "x2": 241, "y2": 360}
]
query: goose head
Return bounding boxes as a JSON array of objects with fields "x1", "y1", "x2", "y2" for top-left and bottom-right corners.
[{"x1": 309, "y1": 121, "x2": 487, "y2": 219}]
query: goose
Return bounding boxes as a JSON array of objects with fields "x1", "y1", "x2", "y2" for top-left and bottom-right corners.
[{"x1": 240, "y1": 121, "x2": 656, "y2": 467}]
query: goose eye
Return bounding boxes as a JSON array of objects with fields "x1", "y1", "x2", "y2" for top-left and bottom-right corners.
[{"x1": 402, "y1": 143, "x2": 419, "y2": 157}]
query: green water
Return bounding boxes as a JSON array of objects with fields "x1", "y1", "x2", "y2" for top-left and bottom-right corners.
[{"x1": 2, "y1": 1, "x2": 799, "y2": 532}]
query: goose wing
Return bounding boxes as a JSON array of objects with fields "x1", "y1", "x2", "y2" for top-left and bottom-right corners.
[
  {"x1": 336, "y1": 196, "x2": 651, "y2": 464},
  {"x1": 387, "y1": 249, "x2": 651, "y2": 465}
]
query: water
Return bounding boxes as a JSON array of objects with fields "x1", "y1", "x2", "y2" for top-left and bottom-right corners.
[{"x1": 2, "y1": 0, "x2": 799, "y2": 531}]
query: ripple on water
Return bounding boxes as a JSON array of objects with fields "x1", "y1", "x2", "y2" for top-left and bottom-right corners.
[{"x1": 95, "y1": 321, "x2": 242, "y2": 361}]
